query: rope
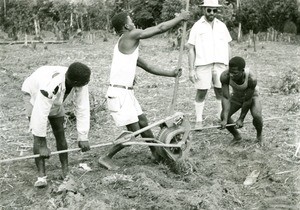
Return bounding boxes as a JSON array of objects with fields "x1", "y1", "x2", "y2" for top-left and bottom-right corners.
[{"x1": 191, "y1": 113, "x2": 300, "y2": 131}]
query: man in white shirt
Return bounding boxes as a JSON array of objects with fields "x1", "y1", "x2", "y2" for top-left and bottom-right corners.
[
  {"x1": 187, "y1": 0, "x2": 232, "y2": 129},
  {"x1": 22, "y1": 62, "x2": 91, "y2": 187}
]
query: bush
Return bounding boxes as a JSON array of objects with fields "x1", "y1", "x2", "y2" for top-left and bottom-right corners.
[
  {"x1": 278, "y1": 67, "x2": 300, "y2": 94},
  {"x1": 283, "y1": 20, "x2": 297, "y2": 34}
]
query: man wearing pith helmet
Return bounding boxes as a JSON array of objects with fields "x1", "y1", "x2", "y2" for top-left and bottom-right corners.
[
  {"x1": 187, "y1": 0, "x2": 232, "y2": 130},
  {"x1": 22, "y1": 62, "x2": 91, "y2": 188}
]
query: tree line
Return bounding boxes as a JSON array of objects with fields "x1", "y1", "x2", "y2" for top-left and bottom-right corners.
[{"x1": 0, "y1": 0, "x2": 299, "y2": 40}]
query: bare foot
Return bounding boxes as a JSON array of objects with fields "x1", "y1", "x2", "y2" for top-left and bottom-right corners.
[
  {"x1": 229, "y1": 136, "x2": 242, "y2": 146},
  {"x1": 98, "y1": 156, "x2": 119, "y2": 171},
  {"x1": 255, "y1": 136, "x2": 263, "y2": 146},
  {"x1": 62, "y1": 166, "x2": 69, "y2": 179}
]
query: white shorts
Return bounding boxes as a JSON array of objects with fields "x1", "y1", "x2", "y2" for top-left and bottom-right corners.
[
  {"x1": 23, "y1": 92, "x2": 65, "y2": 118},
  {"x1": 106, "y1": 87, "x2": 143, "y2": 127},
  {"x1": 194, "y1": 63, "x2": 227, "y2": 89}
]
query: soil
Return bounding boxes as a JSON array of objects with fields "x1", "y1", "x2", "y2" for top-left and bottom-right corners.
[{"x1": 0, "y1": 35, "x2": 300, "y2": 210}]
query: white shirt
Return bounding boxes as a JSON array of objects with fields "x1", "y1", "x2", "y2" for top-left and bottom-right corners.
[
  {"x1": 109, "y1": 36, "x2": 139, "y2": 87},
  {"x1": 188, "y1": 16, "x2": 232, "y2": 66},
  {"x1": 21, "y1": 66, "x2": 90, "y2": 141}
]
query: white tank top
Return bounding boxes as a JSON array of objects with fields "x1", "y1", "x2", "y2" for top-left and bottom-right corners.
[{"x1": 109, "y1": 37, "x2": 139, "y2": 87}]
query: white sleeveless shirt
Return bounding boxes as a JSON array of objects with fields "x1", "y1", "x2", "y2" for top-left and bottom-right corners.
[{"x1": 109, "y1": 37, "x2": 139, "y2": 87}]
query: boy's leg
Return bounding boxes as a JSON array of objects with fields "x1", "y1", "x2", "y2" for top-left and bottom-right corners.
[
  {"x1": 24, "y1": 93, "x2": 48, "y2": 187},
  {"x1": 33, "y1": 135, "x2": 50, "y2": 187},
  {"x1": 135, "y1": 114, "x2": 162, "y2": 161},
  {"x1": 222, "y1": 102, "x2": 243, "y2": 143},
  {"x1": 98, "y1": 143, "x2": 125, "y2": 170},
  {"x1": 98, "y1": 126, "x2": 130, "y2": 170},
  {"x1": 33, "y1": 136, "x2": 47, "y2": 177},
  {"x1": 250, "y1": 97, "x2": 263, "y2": 144},
  {"x1": 99, "y1": 114, "x2": 160, "y2": 169},
  {"x1": 49, "y1": 116, "x2": 69, "y2": 178}
]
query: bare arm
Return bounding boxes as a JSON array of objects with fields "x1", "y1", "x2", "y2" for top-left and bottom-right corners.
[
  {"x1": 188, "y1": 44, "x2": 196, "y2": 83},
  {"x1": 130, "y1": 11, "x2": 189, "y2": 40},
  {"x1": 238, "y1": 77, "x2": 257, "y2": 122},
  {"x1": 220, "y1": 71, "x2": 231, "y2": 124},
  {"x1": 137, "y1": 57, "x2": 177, "y2": 77},
  {"x1": 188, "y1": 44, "x2": 196, "y2": 71}
]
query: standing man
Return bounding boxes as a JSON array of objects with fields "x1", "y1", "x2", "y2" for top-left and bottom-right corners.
[
  {"x1": 187, "y1": 0, "x2": 232, "y2": 129},
  {"x1": 22, "y1": 62, "x2": 91, "y2": 187},
  {"x1": 220, "y1": 56, "x2": 263, "y2": 145},
  {"x1": 98, "y1": 11, "x2": 190, "y2": 170}
]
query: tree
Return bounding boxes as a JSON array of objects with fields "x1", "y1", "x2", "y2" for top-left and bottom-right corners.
[
  {"x1": 161, "y1": 0, "x2": 183, "y2": 22},
  {"x1": 236, "y1": 0, "x2": 299, "y2": 34},
  {"x1": 130, "y1": 0, "x2": 165, "y2": 28}
]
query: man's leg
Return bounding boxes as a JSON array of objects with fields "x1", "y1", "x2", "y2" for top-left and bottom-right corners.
[
  {"x1": 24, "y1": 94, "x2": 48, "y2": 187},
  {"x1": 49, "y1": 116, "x2": 69, "y2": 178},
  {"x1": 222, "y1": 102, "x2": 243, "y2": 143},
  {"x1": 33, "y1": 136, "x2": 47, "y2": 178},
  {"x1": 250, "y1": 97, "x2": 263, "y2": 144},
  {"x1": 33, "y1": 135, "x2": 50, "y2": 187},
  {"x1": 100, "y1": 120, "x2": 143, "y2": 161},
  {"x1": 98, "y1": 122, "x2": 132, "y2": 170},
  {"x1": 214, "y1": 87, "x2": 223, "y2": 120},
  {"x1": 134, "y1": 114, "x2": 162, "y2": 161},
  {"x1": 195, "y1": 89, "x2": 208, "y2": 129},
  {"x1": 212, "y1": 63, "x2": 227, "y2": 119}
]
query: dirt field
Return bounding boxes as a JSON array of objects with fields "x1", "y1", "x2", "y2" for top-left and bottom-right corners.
[{"x1": 0, "y1": 35, "x2": 300, "y2": 210}]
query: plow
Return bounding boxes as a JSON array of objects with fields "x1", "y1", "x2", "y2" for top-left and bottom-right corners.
[
  {"x1": 1, "y1": 112, "x2": 299, "y2": 164},
  {"x1": 0, "y1": 112, "x2": 192, "y2": 164}
]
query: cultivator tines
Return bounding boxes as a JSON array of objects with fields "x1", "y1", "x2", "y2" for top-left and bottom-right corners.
[{"x1": 155, "y1": 113, "x2": 191, "y2": 162}]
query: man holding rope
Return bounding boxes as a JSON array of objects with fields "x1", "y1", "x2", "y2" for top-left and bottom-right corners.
[
  {"x1": 98, "y1": 10, "x2": 190, "y2": 170},
  {"x1": 220, "y1": 56, "x2": 263, "y2": 145},
  {"x1": 22, "y1": 62, "x2": 91, "y2": 187}
]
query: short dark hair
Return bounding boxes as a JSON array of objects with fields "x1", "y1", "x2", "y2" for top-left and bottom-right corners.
[
  {"x1": 66, "y1": 62, "x2": 91, "y2": 86},
  {"x1": 229, "y1": 56, "x2": 246, "y2": 70},
  {"x1": 112, "y1": 12, "x2": 129, "y2": 34}
]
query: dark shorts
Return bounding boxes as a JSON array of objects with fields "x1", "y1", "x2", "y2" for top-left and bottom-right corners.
[{"x1": 230, "y1": 91, "x2": 259, "y2": 106}]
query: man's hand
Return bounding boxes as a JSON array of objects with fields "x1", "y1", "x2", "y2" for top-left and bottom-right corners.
[
  {"x1": 39, "y1": 146, "x2": 51, "y2": 158},
  {"x1": 220, "y1": 120, "x2": 227, "y2": 129},
  {"x1": 78, "y1": 141, "x2": 90, "y2": 152},
  {"x1": 235, "y1": 119, "x2": 244, "y2": 129},
  {"x1": 177, "y1": 10, "x2": 190, "y2": 21},
  {"x1": 174, "y1": 68, "x2": 182, "y2": 77},
  {"x1": 189, "y1": 70, "x2": 197, "y2": 83}
]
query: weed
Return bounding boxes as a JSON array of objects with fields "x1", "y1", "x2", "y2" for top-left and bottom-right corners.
[{"x1": 276, "y1": 67, "x2": 300, "y2": 94}]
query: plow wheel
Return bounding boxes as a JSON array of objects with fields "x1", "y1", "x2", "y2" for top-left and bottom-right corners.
[{"x1": 155, "y1": 126, "x2": 191, "y2": 162}]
